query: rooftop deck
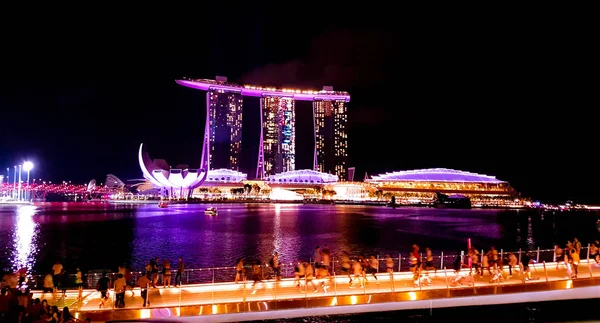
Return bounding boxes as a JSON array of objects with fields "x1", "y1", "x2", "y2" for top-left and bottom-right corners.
[{"x1": 34, "y1": 259, "x2": 600, "y2": 322}]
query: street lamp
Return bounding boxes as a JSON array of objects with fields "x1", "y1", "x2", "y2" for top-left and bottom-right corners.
[
  {"x1": 5, "y1": 168, "x2": 9, "y2": 198},
  {"x1": 13, "y1": 166, "x2": 17, "y2": 200},
  {"x1": 17, "y1": 165, "x2": 22, "y2": 201},
  {"x1": 23, "y1": 162, "x2": 33, "y2": 201}
]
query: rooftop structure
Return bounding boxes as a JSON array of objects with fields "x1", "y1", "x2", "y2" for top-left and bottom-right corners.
[
  {"x1": 368, "y1": 168, "x2": 506, "y2": 183},
  {"x1": 205, "y1": 169, "x2": 247, "y2": 183},
  {"x1": 265, "y1": 169, "x2": 338, "y2": 185},
  {"x1": 367, "y1": 168, "x2": 517, "y2": 207},
  {"x1": 177, "y1": 78, "x2": 350, "y2": 102}
]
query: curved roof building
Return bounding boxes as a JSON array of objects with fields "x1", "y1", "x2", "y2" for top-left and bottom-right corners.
[
  {"x1": 369, "y1": 168, "x2": 506, "y2": 183},
  {"x1": 265, "y1": 169, "x2": 338, "y2": 185},
  {"x1": 138, "y1": 143, "x2": 207, "y2": 198},
  {"x1": 206, "y1": 169, "x2": 247, "y2": 183},
  {"x1": 105, "y1": 174, "x2": 126, "y2": 188},
  {"x1": 367, "y1": 168, "x2": 516, "y2": 199}
]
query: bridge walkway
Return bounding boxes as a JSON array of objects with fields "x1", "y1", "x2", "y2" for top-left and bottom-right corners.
[{"x1": 30, "y1": 260, "x2": 600, "y2": 321}]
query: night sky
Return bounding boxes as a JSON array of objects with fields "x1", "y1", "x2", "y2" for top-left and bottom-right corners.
[{"x1": 0, "y1": 9, "x2": 596, "y2": 204}]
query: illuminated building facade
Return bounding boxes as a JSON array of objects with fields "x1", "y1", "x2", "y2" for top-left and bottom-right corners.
[
  {"x1": 313, "y1": 99, "x2": 348, "y2": 180},
  {"x1": 138, "y1": 143, "x2": 208, "y2": 199},
  {"x1": 207, "y1": 89, "x2": 243, "y2": 171},
  {"x1": 175, "y1": 77, "x2": 351, "y2": 180},
  {"x1": 366, "y1": 168, "x2": 522, "y2": 207},
  {"x1": 256, "y1": 96, "x2": 295, "y2": 179}
]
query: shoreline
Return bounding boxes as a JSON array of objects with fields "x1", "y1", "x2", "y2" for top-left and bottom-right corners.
[
  {"x1": 103, "y1": 198, "x2": 529, "y2": 210},
  {"x1": 0, "y1": 198, "x2": 533, "y2": 210}
]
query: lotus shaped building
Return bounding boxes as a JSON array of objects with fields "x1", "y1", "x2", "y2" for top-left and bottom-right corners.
[{"x1": 138, "y1": 143, "x2": 208, "y2": 198}]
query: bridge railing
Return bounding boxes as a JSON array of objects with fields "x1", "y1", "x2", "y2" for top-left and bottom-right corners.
[
  {"x1": 16, "y1": 245, "x2": 595, "y2": 290},
  {"x1": 23, "y1": 247, "x2": 600, "y2": 315}
]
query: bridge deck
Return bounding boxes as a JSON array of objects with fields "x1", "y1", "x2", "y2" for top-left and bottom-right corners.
[{"x1": 34, "y1": 260, "x2": 600, "y2": 322}]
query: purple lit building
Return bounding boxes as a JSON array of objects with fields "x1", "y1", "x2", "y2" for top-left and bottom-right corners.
[
  {"x1": 256, "y1": 96, "x2": 295, "y2": 179},
  {"x1": 138, "y1": 143, "x2": 208, "y2": 198},
  {"x1": 176, "y1": 77, "x2": 351, "y2": 180},
  {"x1": 207, "y1": 86, "x2": 243, "y2": 171},
  {"x1": 366, "y1": 168, "x2": 520, "y2": 207},
  {"x1": 313, "y1": 98, "x2": 349, "y2": 180}
]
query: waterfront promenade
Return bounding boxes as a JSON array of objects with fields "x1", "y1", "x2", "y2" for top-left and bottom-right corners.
[{"x1": 32, "y1": 259, "x2": 600, "y2": 322}]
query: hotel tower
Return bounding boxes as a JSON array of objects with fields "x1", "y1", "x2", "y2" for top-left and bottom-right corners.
[
  {"x1": 256, "y1": 96, "x2": 295, "y2": 179},
  {"x1": 206, "y1": 77, "x2": 243, "y2": 171},
  {"x1": 313, "y1": 97, "x2": 349, "y2": 180},
  {"x1": 175, "y1": 78, "x2": 350, "y2": 180}
]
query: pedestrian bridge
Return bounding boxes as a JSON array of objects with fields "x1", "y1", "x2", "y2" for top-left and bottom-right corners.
[{"x1": 33, "y1": 260, "x2": 600, "y2": 322}]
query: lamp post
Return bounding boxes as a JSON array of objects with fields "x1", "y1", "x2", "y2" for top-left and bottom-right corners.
[
  {"x1": 5, "y1": 168, "x2": 8, "y2": 198},
  {"x1": 17, "y1": 165, "x2": 22, "y2": 201},
  {"x1": 13, "y1": 166, "x2": 17, "y2": 200},
  {"x1": 23, "y1": 162, "x2": 33, "y2": 201}
]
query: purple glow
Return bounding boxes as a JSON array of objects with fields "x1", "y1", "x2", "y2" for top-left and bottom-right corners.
[
  {"x1": 138, "y1": 143, "x2": 206, "y2": 190},
  {"x1": 266, "y1": 169, "x2": 338, "y2": 184},
  {"x1": 176, "y1": 80, "x2": 351, "y2": 102},
  {"x1": 369, "y1": 168, "x2": 506, "y2": 183},
  {"x1": 206, "y1": 169, "x2": 247, "y2": 182}
]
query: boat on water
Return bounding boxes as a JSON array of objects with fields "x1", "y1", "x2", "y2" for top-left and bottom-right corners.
[
  {"x1": 158, "y1": 201, "x2": 169, "y2": 208},
  {"x1": 205, "y1": 207, "x2": 218, "y2": 216},
  {"x1": 433, "y1": 192, "x2": 471, "y2": 209}
]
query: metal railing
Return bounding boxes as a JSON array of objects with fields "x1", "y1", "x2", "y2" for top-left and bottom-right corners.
[
  {"x1": 15, "y1": 245, "x2": 595, "y2": 290},
  {"x1": 25, "y1": 253, "x2": 600, "y2": 318}
]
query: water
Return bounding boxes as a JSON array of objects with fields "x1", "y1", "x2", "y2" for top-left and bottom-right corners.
[{"x1": 0, "y1": 202, "x2": 598, "y2": 274}]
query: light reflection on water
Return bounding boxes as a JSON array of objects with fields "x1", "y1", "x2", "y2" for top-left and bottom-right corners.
[
  {"x1": 11, "y1": 205, "x2": 39, "y2": 272},
  {"x1": 0, "y1": 203, "x2": 595, "y2": 273}
]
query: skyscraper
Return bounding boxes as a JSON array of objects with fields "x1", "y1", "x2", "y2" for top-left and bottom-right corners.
[
  {"x1": 207, "y1": 88, "x2": 243, "y2": 171},
  {"x1": 256, "y1": 96, "x2": 295, "y2": 178},
  {"x1": 313, "y1": 99, "x2": 348, "y2": 180}
]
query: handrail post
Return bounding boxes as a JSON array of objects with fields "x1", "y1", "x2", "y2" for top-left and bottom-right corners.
[
  {"x1": 242, "y1": 272, "x2": 246, "y2": 305},
  {"x1": 333, "y1": 258, "x2": 338, "y2": 297},
  {"x1": 536, "y1": 247, "x2": 540, "y2": 263},
  {"x1": 518, "y1": 248, "x2": 522, "y2": 264},
  {"x1": 390, "y1": 267, "x2": 395, "y2": 293},
  {"x1": 440, "y1": 252, "x2": 444, "y2": 270},
  {"x1": 399, "y1": 253, "x2": 401, "y2": 272},
  {"x1": 304, "y1": 274, "x2": 308, "y2": 306},
  {"x1": 418, "y1": 268, "x2": 423, "y2": 292},
  {"x1": 587, "y1": 243, "x2": 591, "y2": 260},
  {"x1": 212, "y1": 267, "x2": 215, "y2": 304},
  {"x1": 443, "y1": 267, "x2": 449, "y2": 297},
  {"x1": 332, "y1": 256, "x2": 335, "y2": 278},
  {"x1": 543, "y1": 262, "x2": 549, "y2": 284}
]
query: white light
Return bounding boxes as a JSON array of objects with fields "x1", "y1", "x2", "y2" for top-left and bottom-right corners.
[
  {"x1": 23, "y1": 161, "x2": 34, "y2": 172},
  {"x1": 13, "y1": 205, "x2": 38, "y2": 271}
]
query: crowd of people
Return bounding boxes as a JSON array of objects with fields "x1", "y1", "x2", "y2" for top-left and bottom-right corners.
[
  {"x1": 2, "y1": 237, "x2": 600, "y2": 317},
  {"x1": 0, "y1": 288, "x2": 86, "y2": 323}
]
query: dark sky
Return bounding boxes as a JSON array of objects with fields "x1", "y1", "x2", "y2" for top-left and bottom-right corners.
[{"x1": 0, "y1": 9, "x2": 596, "y2": 204}]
